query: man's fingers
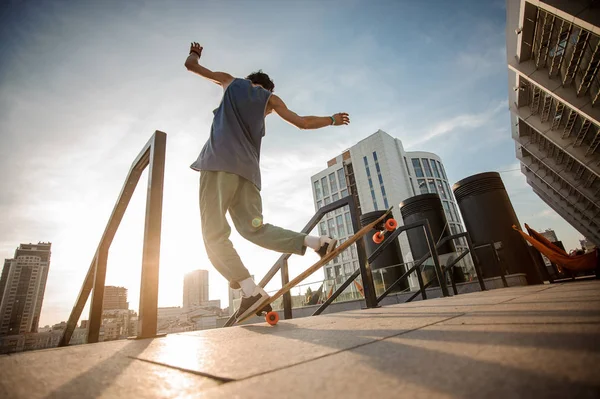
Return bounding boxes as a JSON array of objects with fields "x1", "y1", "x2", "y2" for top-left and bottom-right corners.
[{"x1": 335, "y1": 112, "x2": 350, "y2": 125}]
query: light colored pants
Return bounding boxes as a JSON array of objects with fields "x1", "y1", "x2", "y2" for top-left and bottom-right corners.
[{"x1": 199, "y1": 171, "x2": 307, "y2": 283}]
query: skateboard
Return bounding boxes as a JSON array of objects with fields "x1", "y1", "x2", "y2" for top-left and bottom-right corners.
[{"x1": 234, "y1": 207, "x2": 398, "y2": 326}]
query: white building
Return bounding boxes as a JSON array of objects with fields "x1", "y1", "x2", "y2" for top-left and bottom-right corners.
[
  {"x1": 310, "y1": 130, "x2": 466, "y2": 290},
  {"x1": 506, "y1": 0, "x2": 600, "y2": 245},
  {"x1": 183, "y1": 269, "x2": 209, "y2": 310},
  {"x1": 0, "y1": 243, "x2": 51, "y2": 336}
]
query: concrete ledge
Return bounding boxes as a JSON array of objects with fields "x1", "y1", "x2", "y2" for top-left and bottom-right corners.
[{"x1": 1, "y1": 281, "x2": 599, "y2": 398}]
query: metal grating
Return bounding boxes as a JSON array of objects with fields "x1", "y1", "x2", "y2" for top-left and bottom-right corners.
[
  {"x1": 540, "y1": 94, "x2": 553, "y2": 122},
  {"x1": 587, "y1": 132, "x2": 600, "y2": 156},
  {"x1": 562, "y1": 109, "x2": 578, "y2": 138},
  {"x1": 576, "y1": 40, "x2": 600, "y2": 96},
  {"x1": 536, "y1": 12, "x2": 556, "y2": 69},
  {"x1": 549, "y1": 21, "x2": 572, "y2": 77},
  {"x1": 530, "y1": 85, "x2": 542, "y2": 113},
  {"x1": 563, "y1": 29, "x2": 590, "y2": 86},
  {"x1": 574, "y1": 119, "x2": 592, "y2": 146},
  {"x1": 550, "y1": 101, "x2": 565, "y2": 130}
]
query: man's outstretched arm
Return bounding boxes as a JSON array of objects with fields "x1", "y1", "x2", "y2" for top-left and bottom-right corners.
[
  {"x1": 184, "y1": 42, "x2": 234, "y2": 87},
  {"x1": 269, "y1": 95, "x2": 350, "y2": 130}
]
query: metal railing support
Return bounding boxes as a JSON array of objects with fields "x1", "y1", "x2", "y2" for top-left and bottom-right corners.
[
  {"x1": 59, "y1": 131, "x2": 166, "y2": 346},
  {"x1": 312, "y1": 269, "x2": 360, "y2": 316},
  {"x1": 281, "y1": 259, "x2": 292, "y2": 319}
]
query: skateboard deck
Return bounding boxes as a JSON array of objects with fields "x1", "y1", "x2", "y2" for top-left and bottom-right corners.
[{"x1": 235, "y1": 206, "x2": 396, "y2": 325}]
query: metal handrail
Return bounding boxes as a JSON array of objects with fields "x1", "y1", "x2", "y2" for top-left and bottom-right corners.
[{"x1": 59, "y1": 131, "x2": 166, "y2": 346}]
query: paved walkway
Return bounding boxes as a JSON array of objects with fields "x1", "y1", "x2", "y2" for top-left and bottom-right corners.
[{"x1": 1, "y1": 280, "x2": 599, "y2": 398}]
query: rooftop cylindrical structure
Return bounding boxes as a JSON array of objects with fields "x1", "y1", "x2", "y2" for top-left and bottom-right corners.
[
  {"x1": 400, "y1": 193, "x2": 460, "y2": 286},
  {"x1": 400, "y1": 194, "x2": 455, "y2": 258},
  {"x1": 453, "y1": 172, "x2": 542, "y2": 284},
  {"x1": 360, "y1": 210, "x2": 408, "y2": 293}
]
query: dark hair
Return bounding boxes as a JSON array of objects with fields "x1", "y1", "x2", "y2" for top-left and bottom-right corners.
[{"x1": 246, "y1": 70, "x2": 275, "y2": 92}]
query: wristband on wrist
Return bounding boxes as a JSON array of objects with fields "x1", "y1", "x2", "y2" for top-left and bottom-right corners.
[{"x1": 330, "y1": 116, "x2": 335, "y2": 125}]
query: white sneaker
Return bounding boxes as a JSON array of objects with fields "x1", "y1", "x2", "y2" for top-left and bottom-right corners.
[
  {"x1": 315, "y1": 236, "x2": 338, "y2": 259},
  {"x1": 235, "y1": 286, "x2": 270, "y2": 321}
]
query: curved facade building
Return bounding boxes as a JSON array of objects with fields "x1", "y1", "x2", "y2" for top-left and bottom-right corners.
[
  {"x1": 506, "y1": 0, "x2": 600, "y2": 245},
  {"x1": 310, "y1": 130, "x2": 470, "y2": 291}
]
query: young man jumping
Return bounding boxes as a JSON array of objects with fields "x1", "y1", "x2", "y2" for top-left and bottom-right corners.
[{"x1": 185, "y1": 42, "x2": 350, "y2": 321}]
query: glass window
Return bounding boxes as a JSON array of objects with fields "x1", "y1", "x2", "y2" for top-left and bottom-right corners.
[
  {"x1": 412, "y1": 159, "x2": 424, "y2": 177},
  {"x1": 422, "y1": 159, "x2": 433, "y2": 177},
  {"x1": 332, "y1": 193, "x2": 339, "y2": 201},
  {"x1": 428, "y1": 180, "x2": 437, "y2": 194},
  {"x1": 442, "y1": 201, "x2": 454, "y2": 222},
  {"x1": 329, "y1": 173, "x2": 338, "y2": 192},
  {"x1": 417, "y1": 179, "x2": 428, "y2": 194},
  {"x1": 342, "y1": 247, "x2": 350, "y2": 261},
  {"x1": 371, "y1": 190, "x2": 379, "y2": 210},
  {"x1": 344, "y1": 263, "x2": 353, "y2": 274},
  {"x1": 431, "y1": 160, "x2": 441, "y2": 178},
  {"x1": 321, "y1": 177, "x2": 329, "y2": 196},
  {"x1": 378, "y1": 174, "x2": 383, "y2": 185},
  {"x1": 337, "y1": 169, "x2": 347, "y2": 189},
  {"x1": 450, "y1": 224, "x2": 458, "y2": 235},
  {"x1": 341, "y1": 188, "x2": 349, "y2": 197},
  {"x1": 334, "y1": 265, "x2": 342, "y2": 277},
  {"x1": 404, "y1": 157, "x2": 411, "y2": 176},
  {"x1": 372, "y1": 151, "x2": 378, "y2": 161},
  {"x1": 314, "y1": 180, "x2": 322, "y2": 200},
  {"x1": 436, "y1": 180, "x2": 447, "y2": 199},
  {"x1": 437, "y1": 161, "x2": 447, "y2": 180},
  {"x1": 409, "y1": 178, "x2": 416, "y2": 195},
  {"x1": 336, "y1": 215, "x2": 346, "y2": 236},
  {"x1": 444, "y1": 181, "x2": 452, "y2": 198},
  {"x1": 319, "y1": 221, "x2": 327, "y2": 236},
  {"x1": 351, "y1": 244, "x2": 357, "y2": 259},
  {"x1": 326, "y1": 267, "x2": 334, "y2": 279},
  {"x1": 317, "y1": 200, "x2": 322, "y2": 209},
  {"x1": 327, "y1": 219, "x2": 337, "y2": 237},
  {"x1": 344, "y1": 212, "x2": 352, "y2": 230},
  {"x1": 451, "y1": 202, "x2": 460, "y2": 222}
]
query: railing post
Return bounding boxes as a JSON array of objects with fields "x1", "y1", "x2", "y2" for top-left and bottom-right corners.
[
  {"x1": 349, "y1": 197, "x2": 378, "y2": 308},
  {"x1": 415, "y1": 261, "x2": 427, "y2": 300},
  {"x1": 88, "y1": 248, "x2": 108, "y2": 344},
  {"x1": 492, "y1": 243, "x2": 509, "y2": 288},
  {"x1": 281, "y1": 259, "x2": 292, "y2": 319},
  {"x1": 423, "y1": 221, "x2": 450, "y2": 297},
  {"x1": 465, "y1": 233, "x2": 486, "y2": 291},
  {"x1": 137, "y1": 132, "x2": 166, "y2": 339}
]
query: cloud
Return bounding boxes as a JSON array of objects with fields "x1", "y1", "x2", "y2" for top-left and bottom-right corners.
[
  {"x1": 405, "y1": 99, "x2": 509, "y2": 148},
  {"x1": 532, "y1": 209, "x2": 560, "y2": 219}
]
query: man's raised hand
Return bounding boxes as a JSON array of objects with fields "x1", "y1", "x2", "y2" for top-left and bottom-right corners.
[
  {"x1": 189, "y1": 42, "x2": 203, "y2": 58},
  {"x1": 333, "y1": 112, "x2": 350, "y2": 126}
]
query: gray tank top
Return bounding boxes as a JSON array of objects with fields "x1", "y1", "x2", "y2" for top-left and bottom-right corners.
[{"x1": 190, "y1": 78, "x2": 272, "y2": 190}]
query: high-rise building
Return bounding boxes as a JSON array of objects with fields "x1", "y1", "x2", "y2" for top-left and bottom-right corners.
[
  {"x1": 0, "y1": 243, "x2": 51, "y2": 336},
  {"x1": 102, "y1": 286, "x2": 129, "y2": 310},
  {"x1": 506, "y1": 0, "x2": 600, "y2": 246},
  {"x1": 310, "y1": 130, "x2": 467, "y2": 290},
  {"x1": 540, "y1": 228, "x2": 559, "y2": 243},
  {"x1": 183, "y1": 270, "x2": 209, "y2": 310}
]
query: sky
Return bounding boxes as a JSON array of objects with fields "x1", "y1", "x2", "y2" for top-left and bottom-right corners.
[{"x1": 0, "y1": 0, "x2": 586, "y2": 327}]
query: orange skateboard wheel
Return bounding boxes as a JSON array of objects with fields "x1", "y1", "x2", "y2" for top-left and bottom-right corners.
[
  {"x1": 373, "y1": 231, "x2": 385, "y2": 244},
  {"x1": 385, "y1": 218, "x2": 398, "y2": 232},
  {"x1": 266, "y1": 311, "x2": 279, "y2": 325}
]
